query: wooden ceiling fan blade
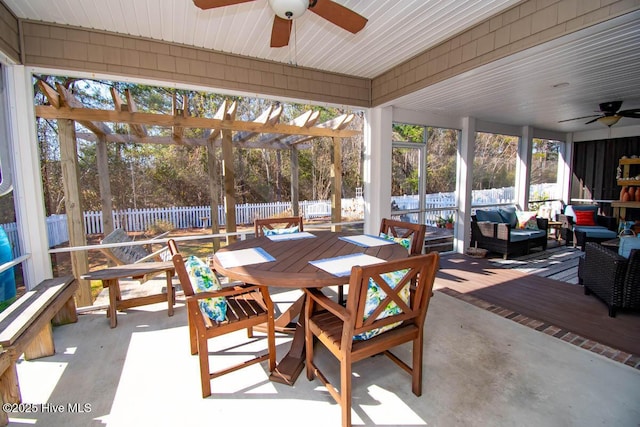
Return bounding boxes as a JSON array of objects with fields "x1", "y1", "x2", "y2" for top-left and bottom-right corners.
[
  {"x1": 193, "y1": 0, "x2": 255, "y2": 10},
  {"x1": 558, "y1": 114, "x2": 599, "y2": 123},
  {"x1": 584, "y1": 117, "x2": 600, "y2": 125},
  {"x1": 270, "y1": 15, "x2": 292, "y2": 47},
  {"x1": 309, "y1": 0, "x2": 367, "y2": 34}
]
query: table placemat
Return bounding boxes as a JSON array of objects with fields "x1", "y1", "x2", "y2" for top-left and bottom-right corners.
[
  {"x1": 266, "y1": 231, "x2": 317, "y2": 242},
  {"x1": 215, "y1": 247, "x2": 275, "y2": 268},
  {"x1": 309, "y1": 253, "x2": 385, "y2": 277},
  {"x1": 339, "y1": 234, "x2": 394, "y2": 247}
]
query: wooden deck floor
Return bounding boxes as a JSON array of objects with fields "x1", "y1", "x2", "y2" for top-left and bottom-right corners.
[{"x1": 434, "y1": 252, "x2": 640, "y2": 367}]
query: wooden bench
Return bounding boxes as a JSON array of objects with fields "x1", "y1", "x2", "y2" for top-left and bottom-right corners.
[{"x1": 0, "y1": 276, "x2": 78, "y2": 426}]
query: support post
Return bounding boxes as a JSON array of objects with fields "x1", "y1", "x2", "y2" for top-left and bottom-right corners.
[
  {"x1": 58, "y1": 119, "x2": 91, "y2": 306},
  {"x1": 331, "y1": 137, "x2": 342, "y2": 232},
  {"x1": 96, "y1": 135, "x2": 114, "y2": 237},
  {"x1": 207, "y1": 141, "x2": 221, "y2": 251},
  {"x1": 290, "y1": 148, "x2": 299, "y2": 217},
  {"x1": 222, "y1": 128, "x2": 237, "y2": 244}
]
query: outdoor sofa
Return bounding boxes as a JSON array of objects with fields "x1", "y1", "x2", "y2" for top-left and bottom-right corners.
[
  {"x1": 470, "y1": 206, "x2": 548, "y2": 259},
  {"x1": 559, "y1": 204, "x2": 617, "y2": 250}
]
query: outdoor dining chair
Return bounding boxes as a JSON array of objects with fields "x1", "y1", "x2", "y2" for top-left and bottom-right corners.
[
  {"x1": 254, "y1": 216, "x2": 304, "y2": 237},
  {"x1": 337, "y1": 218, "x2": 427, "y2": 304},
  {"x1": 168, "y1": 239, "x2": 276, "y2": 398},
  {"x1": 379, "y1": 218, "x2": 427, "y2": 256},
  {"x1": 304, "y1": 252, "x2": 439, "y2": 427}
]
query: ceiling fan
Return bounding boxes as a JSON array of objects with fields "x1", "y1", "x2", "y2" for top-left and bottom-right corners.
[
  {"x1": 558, "y1": 101, "x2": 640, "y2": 127},
  {"x1": 193, "y1": 0, "x2": 368, "y2": 47}
]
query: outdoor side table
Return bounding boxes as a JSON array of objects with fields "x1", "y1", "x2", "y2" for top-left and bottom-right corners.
[{"x1": 81, "y1": 261, "x2": 176, "y2": 328}]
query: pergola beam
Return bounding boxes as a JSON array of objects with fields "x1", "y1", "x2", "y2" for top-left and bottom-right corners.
[
  {"x1": 35, "y1": 106, "x2": 359, "y2": 138},
  {"x1": 232, "y1": 104, "x2": 283, "y2": 144},
  {"x1": 55, "y1": 83, "x2": 113, "y2": 137}
]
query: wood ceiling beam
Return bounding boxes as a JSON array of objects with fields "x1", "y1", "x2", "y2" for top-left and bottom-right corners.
[
  {"x1": 232, "y1": 104, "x2": 283, "y2": 144},
  {"x1": 35, "y1": 106, "x2": 360, "y2": 138},
  {"x1": 36, "y1": 80, "x2": 61, "y2": 108},
  {"x1": 110, "y1": 88, "x2": 147, "y2": 138},
  {"x1": 124, "y1": 89, "x2": 148, "y2": 137},
  {"x1": 290, "y1": 113, "x2": 356, "y2": 148},
  {"x1": 55, "y1": 83, "x2": 113, "y2": 137},
  {"x1": 206, "y1": 99, "x2": 230, "y2": 143},
  {"x1": 172, "y1": 93, "x2": 188, "y2": 142},
  {"x1": 249, "y1": 110, "x2": 320, "y2": 147}
]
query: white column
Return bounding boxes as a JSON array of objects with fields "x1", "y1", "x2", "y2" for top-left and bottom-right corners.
[
  {"x1": 5, "y1": 65, "x2": 52, "y2": 288},
  {"x1": 363, "y1": 106, "x2": 392, "y2": 235},
  {"x1": 559, "y1": 134, "x2": 573, "y2": 206},
  {"x1": 456, "y1": 117, "x2": 475, "y2": 253},
  {"x1": 516, "y1": 126, "x2": 533, "y2": 210}
]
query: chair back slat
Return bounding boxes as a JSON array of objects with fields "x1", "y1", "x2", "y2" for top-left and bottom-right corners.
[{"x1": 254, "y1": 216, "x2": 304, "y2": 237}]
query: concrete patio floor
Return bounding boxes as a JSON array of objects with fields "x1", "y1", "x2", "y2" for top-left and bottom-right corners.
[{"x1": 9, "y1": 284, "x2": 640, "y2": 427}]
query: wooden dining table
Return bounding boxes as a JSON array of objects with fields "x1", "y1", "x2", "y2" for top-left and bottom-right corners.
[{"x1": 212, "y1": 230, "x2": 409, "y2": 385}]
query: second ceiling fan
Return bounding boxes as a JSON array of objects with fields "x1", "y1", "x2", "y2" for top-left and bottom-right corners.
[{"x1": 193, "y1": 0, "x2": 368, "y2": 47}]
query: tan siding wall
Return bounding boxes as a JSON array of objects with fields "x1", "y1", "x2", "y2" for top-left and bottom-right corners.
[
  {"x1": 0, "y1": 1, "x2": 20, "y2": 63},
  {"x1": 21, "y1": 21, "x2": 370, "y2": 107},
  {"x1": 371, "y1": 0, "x2": 640, "y2": 106}
]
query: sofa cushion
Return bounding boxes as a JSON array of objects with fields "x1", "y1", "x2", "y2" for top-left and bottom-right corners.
[
  {"x1": 618, "y1": 236, "x2": 640, "y2": 258},
  {"x1": 498, "y1": 206, "x2": 518, "y2": 228},
  {"x1": 476, "y1": 209, "x2": 503, "y2": 223},
  {"x1": 510, "y1": 229, "x2": 546, "y2": 242},
  {"x1": 574, "y1": 225, "x2": 617, "y2": 239}
]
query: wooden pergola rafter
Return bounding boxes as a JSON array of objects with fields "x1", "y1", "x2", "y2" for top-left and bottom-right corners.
[{"x1": 34, "y1": 80, "x2": 361, "y2": 307}]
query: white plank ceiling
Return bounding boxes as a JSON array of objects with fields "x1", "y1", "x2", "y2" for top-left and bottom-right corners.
[{"x1": 4, "y1": 0, "x2": 640, "y2": 134}]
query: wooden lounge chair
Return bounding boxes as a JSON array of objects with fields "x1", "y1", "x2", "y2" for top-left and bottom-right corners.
[
  {"x1": 99, "y1": 228, "x2": 170, "y2": 283},
  {"x1": 304, "y1": 253, "x2": 439, "y2": 427},
  {"x1": 168, "y1": 239, "x2": 276, "y2": 397}
]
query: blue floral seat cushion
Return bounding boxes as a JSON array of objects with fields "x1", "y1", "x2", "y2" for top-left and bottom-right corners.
[
  {"x1": 184, "y1": 255, "x2": 227, "y2": 322},
  {"x1": 353, "y1": 268, "x2": 410, "y2": 341},
  {"x1": 379, "y1": 232, "x2": 412, "y2": 252},
  {"x1": 263, "y1": 225, "x2": 299, "y2": 236}
]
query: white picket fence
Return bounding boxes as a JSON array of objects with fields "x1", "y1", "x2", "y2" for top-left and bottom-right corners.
[
  {"x1": 0, "y1": 183, "x2": 558, "y2": 258},
  {"x1": 83, "y1": 199, "x2": 343, "y2": 235}
]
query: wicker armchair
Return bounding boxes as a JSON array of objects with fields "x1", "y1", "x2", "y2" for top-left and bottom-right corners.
[{"x1": 578, "y1": 242, "x2": 640, "y2": 317}]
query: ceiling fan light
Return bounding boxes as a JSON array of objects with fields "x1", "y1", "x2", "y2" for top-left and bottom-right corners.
[
  {"x1": 597, "y1": 115, "x2": 621, "y2": 127},
  {"x1": 268, "y1": 0, "x2": 308, "y2": 20}
]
